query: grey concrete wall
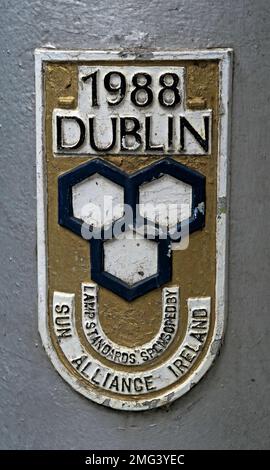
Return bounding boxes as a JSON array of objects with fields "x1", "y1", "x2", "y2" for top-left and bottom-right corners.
[{"x1": 0, "y1": 0, "x2": 269, "y2": 450}]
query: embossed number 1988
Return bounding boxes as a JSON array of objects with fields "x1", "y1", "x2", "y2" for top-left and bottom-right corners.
[{"x1": 81, "y1": 70, "x2": 182, "y2": 108}]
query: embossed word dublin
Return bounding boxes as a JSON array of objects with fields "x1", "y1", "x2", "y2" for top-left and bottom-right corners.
[{"x1": 36, "y1": 48, "x2": 232, "y2": 410}]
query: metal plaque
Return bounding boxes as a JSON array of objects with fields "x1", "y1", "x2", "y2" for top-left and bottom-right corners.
[{"x1": 35, "y1": 48, "x2": 232, "y2": 410}]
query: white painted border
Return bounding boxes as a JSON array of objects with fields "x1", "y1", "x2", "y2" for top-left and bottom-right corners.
[{"x1": 35, "y1": 48, "x2": 232, "y2": 411}]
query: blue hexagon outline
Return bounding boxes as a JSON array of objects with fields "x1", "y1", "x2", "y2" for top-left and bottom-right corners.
[
  {"x1": 58, "y1": 157, "x2": 205, "y2": 242},
  {"x1": 90, "y1": 236, "x2": 171, "y2": 301},
  {"x1": 58, "y1": 158, "x2": 127, "y2": 238},
  {"x1": 58, "y1": 157, "x2": 205, "y2": 301},
  {"x1": 129, "y1": 158, "x2": 205, "y2": 242}
]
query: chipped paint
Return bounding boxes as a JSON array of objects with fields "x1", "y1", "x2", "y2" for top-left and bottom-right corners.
[{"x1": 35, "y1": 48, "x2": 232, "y2": 410}]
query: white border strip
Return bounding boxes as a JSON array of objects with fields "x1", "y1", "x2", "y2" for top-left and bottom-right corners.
[
  {"x1": 35, "y1": 48, "x2": 232, "y2": 62},
  {"x1": 35, "y1": 49, "x2": 232, "y2": 410}
]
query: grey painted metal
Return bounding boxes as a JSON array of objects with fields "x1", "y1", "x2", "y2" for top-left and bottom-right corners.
[{"x1": 0, "y1": 0, "x2": 269, "y2": 450}]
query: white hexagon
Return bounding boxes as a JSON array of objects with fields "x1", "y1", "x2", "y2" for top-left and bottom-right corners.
[
  {"x1": 72, "y1": 173, "x2": 124, "y2": 228},
  {"x1": 139, "y1": 174, "x2": 192, "y2": 228},
  {"x1": 104, "y1": 230, "x2": 158, "y2": 286}
]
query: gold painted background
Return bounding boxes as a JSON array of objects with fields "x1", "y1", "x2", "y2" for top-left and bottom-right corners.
[{"x1": 44, "y1": 60, "x2": 218, "y2": 399}]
